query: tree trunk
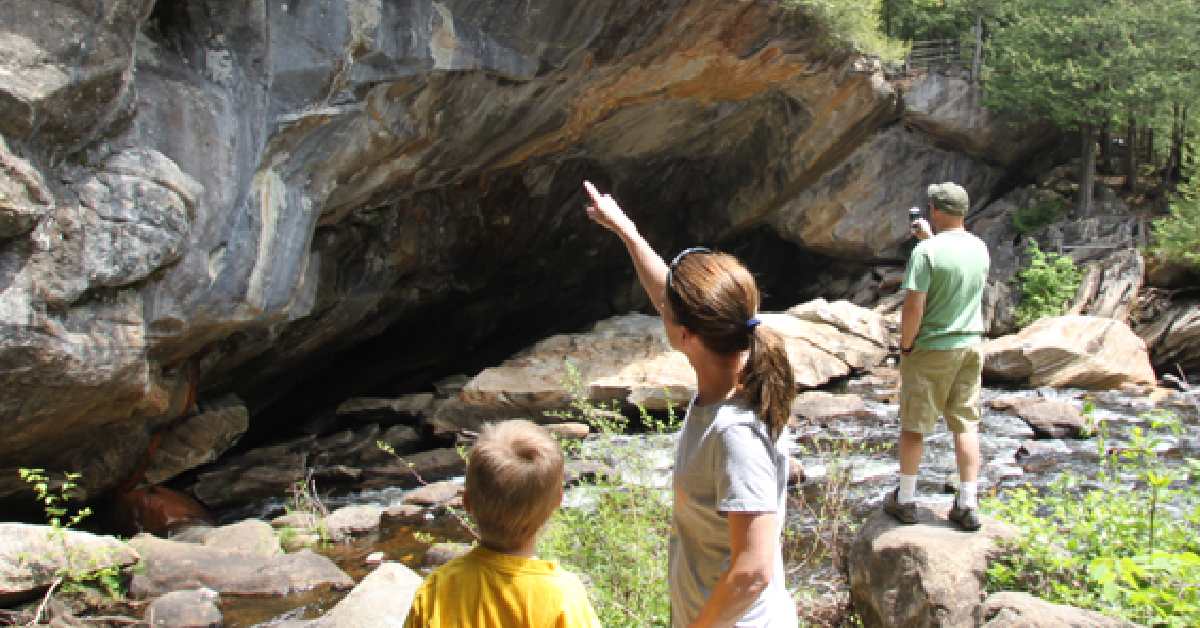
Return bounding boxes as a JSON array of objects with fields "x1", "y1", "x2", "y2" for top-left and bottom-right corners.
[
  {"x1": 1145, "y1": 126, "x2": 1155, "y2": 166},
  {"x1": 1099, "y1": 122, "x2": 1111, "y2": 171},
  {"x1": 1079, "y1": 123, "x2": 1096, "y2": 216},
  {"x1": 1124, "y1": 114, "x2": 1138, "y2": 194}
]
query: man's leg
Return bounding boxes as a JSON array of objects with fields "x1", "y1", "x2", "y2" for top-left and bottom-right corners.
[
  {"x1": 946, "y1": 347, "x2": 984, "y2": 530},
  {"x1": 897, "y1": 430, "x2": 924, "y2": 503},
  {"x1": 952, "y1": 430, "x2": 980, "y2": 506}
]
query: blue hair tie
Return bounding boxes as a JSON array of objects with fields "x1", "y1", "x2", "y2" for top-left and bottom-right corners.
[{"x1": 746, "y1": 317, "x2": 761, "y2": 331}]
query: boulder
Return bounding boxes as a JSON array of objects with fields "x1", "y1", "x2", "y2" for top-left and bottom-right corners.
[
  {"x1": 128, "y1": 534, "x2": 353, "y2": 597},
  {"x1": 1068, "y1": 249, "x2": 1143, "y2": 323},
  {"x1": 175, "y1": 520, "x2": 282, "y2": 558},
  {"x1": 0, "y1": 523, "x2": 139, "y2": 605},
  {"x1": 849, "y1": 508, "x2": 1018, "y2": 628},
  {"x1": 978, "y1": 591, "x2": 1135, "y2": 627},
  {"x1": 981, "y1": 316, "x2": 1157, "y2": 389},
  {"x1": 144, "y1": 587, "x2": 223, "y2": 628},
  {"x1": 306, "y1": 562, "x2": 423, "y2": 628},
  {"x1": 454, "y1": 310, "x2": 888, "y2": 432},
  {"x1": 791, "y1": 391, "x2": 876, "y2": 425},
  {"x1": 143, "y1": 395, "x2": 249, "y2": 485},
  {"x1": 324, "y1": 505, "x2": 384, "y2": 542},
  {"x1": 361, "y1": 448, "x2": 467, "y2": 491},
  {"x1": 989, "y1": 397, "x2": 1088, "y2": 439},
  {"x1": 336, "y1": 394, "x2": 436, "y2": 423},
  {"x1": 787, "y1": 298, "x2": 892, "y2": 347}
]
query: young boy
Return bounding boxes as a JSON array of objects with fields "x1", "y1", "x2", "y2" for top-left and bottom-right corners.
[{"x1": 403, "y1": 420, "x2": 600, "y2": 628}]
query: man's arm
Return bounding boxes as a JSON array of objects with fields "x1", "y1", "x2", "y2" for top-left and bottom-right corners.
[
  {"x1": 687, "y1": 512, "x2": 777, "y2": 628},
  {"x1": 900, "y1": 290, "x2": 926, "y2": 353},
  {"x1": 583, "y1": 181, "x2": 669, "y2": 316}
]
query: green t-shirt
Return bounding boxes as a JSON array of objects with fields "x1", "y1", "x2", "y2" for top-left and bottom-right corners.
[{"x1": 901, "y1": 230, "x2": 990, "y2": 349}]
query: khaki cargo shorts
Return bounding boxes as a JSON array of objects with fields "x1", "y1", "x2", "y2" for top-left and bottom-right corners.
[{"x1": 899, "y1": 345, "x2": 983, "y2": 434}]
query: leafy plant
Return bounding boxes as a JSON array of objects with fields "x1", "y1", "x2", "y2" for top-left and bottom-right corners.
[
  {"x1": 16, "y1": 469, "x2": 125, "y2": 601},
  {"x1": 982, "y1": 412, "x2": 1200, "y2": 626},
  {"x1": 281, "y1": 467, "x2": 332, "y2": 547},
  {"x1": 782, "y1": 0, "x2": 909, "y2": 62},
  {"x1": 538, "y1": 386, "x2": 674, "y2": 626},
  {"x1": 1013, "y1": 240, "x2": 1082, "y2": 328}
]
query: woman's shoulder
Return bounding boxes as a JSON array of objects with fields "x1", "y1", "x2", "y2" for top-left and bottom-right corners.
[{"x1": 709, "y1": 402, "x2": 764, "y2": 434}]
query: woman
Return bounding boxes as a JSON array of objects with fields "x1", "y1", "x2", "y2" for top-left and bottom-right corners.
[{"x1": 583, "y1": 181, "x2": 797, "y2": 627}]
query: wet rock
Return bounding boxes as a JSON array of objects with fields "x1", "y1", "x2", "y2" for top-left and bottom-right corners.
[
  {"x1": 144, "y1": 395, "x2": 249, "y2": 485},
  {"x1": 128, "y1": 534, "x2": 352, "y2": 597},
  {"x1": 990, "y1": 397, "x2": 1088, "y2": 439},
  {"x1": 145, "y1": 587, "x2": 222, "y2": 628},
  {"x1": 176, "y1": 520, "x2": 282, "y2": 558},
  {"x1": 981, "y1": 316, "x2": 1157, "y2": 389},
  {"x1": 791, "y1": 392, "x2": 877, "y2": 425},
  {"x1": 1015, "y1": 440, "x2": 1071, "y2": 474},
  {"x1": 403, "y1": 481, "x2": 462, "y2": 507},
  {"x1": 306, "y1": 562, "x2": 423, "y2": 628},
  {"x1": 849, "y1": 508, "x2": 1018, "y2": 628},
  {"x1": 0, "y1": 523, "x2": 139, "y2": 605},
  {"x1": 423, "y1": 542, "x2": 471, "y2": 568},
  {"x1": 979, "y1": 591, "x2": 1135, "y2": 627},
  {"x1": 324, "y1": 505, "x2": 383, "y2": 542}
]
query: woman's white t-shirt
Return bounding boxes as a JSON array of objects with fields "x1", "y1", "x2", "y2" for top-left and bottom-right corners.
[{"x1": 668, "y1": 398, "x2": 796, "y2": 627}]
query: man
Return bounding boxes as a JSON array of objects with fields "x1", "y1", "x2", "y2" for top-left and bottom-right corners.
[{"x1": 883, "y1": 182, "x2": 991, "y2": 531}]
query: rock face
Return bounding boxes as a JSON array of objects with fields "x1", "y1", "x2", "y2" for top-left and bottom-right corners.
[
  {"x1": 0, "y1": 0, "x2": 1095, "y2": 496},
  {"x1": 981, "y1": 316, "x2": 1157, "y2": 389},
  {"x1": 849, "y1": 509, "x2": 1018, "y2": 628},
  {"x1": 1138, "y1": 296, "x2": 1200, "y2": 377},
  {"x1": 0, "y1": 523, "x2": 139, "y2": 605}
]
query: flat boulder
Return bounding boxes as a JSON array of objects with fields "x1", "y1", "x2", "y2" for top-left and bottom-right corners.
[
  {"x1": 791, "y1": 391, "x2": 877, "y2": 425},
  {"x1": 981, "y1": 316, "x2": 1156, "y2": 389},
  {"x1": 0, "y1": 523, "x2": 139, "y2": 605},
  {"x1": 453, "y1": 310, "x2": 888, "y2": 431},
  {"x1": 402, "y1": 481, "x2": 462, "y2": 507},
  {"x1": 979, "y1": 591, "x2": 1135, "y2": 627},
  {"x1": 989, "y1": 397, "x2": 1087, "y2": 439},
  {"x1": 324, "y1": 505, "x2": 384, "y2": 542},
  {"x1": 849, "y1": 508, "x2": 1018, "y2": 628},
  {"x1": 128, "y1": 534, "x2": 352, "y2": 597},
  {"x1": 303, "y1": 562, "x2": 423, "y2": 628}
]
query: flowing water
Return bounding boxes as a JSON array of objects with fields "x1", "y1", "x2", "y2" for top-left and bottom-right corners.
[{"x1": 220, "y1": 379, "x2": 1200, "y2": 626}]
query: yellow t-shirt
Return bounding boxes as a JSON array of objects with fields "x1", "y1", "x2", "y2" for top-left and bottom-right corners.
[{"x1": 404, "y1": 546, "x2": 600, "y2": 628}]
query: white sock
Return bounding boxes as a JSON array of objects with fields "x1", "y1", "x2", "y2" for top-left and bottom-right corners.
[
  {"x1": 958, "y1": 481, "x2": 978, "y2": 509},
  {"x1": 897, "y1": 474, "x2": 918, "y2": 504}
]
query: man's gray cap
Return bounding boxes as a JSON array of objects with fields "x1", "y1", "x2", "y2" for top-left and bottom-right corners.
[{"x1": 927, "y1": 182, "x2": 969, "y2": 215}]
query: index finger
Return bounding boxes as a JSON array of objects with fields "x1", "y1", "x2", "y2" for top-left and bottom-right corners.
[{"x1": 583, "y1": 180, "x2": 603, "y2": 204}]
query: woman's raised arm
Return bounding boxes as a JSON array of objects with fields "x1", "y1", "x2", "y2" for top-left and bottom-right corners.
[{"x1": 583, "y1": 180, "x2": 670, "y2": 317}]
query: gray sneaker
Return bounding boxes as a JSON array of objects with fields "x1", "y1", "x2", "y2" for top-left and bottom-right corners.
[
  {"x1": 948, "y1": 501, "x2": 981, "y2": 531},
  {"x1": 883, "y1": 488, "x2": 918, "y2": 524}
]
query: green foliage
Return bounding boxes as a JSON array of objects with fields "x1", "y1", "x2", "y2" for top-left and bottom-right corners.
[
  {"x1": 879, "y1": 0, "x2": 980, "y2": 41},
  {"x1": 782, "y1": 0, "x2": 909, "y2": 62},
  {"x1": 282, "y1": 470, "x2": 332, "y2": 547},
  {"x1": 983, "y1": 412, "x2": 1200, "y2": 626},
  {"x1": 1150, "y1": 175, "x2": 1200, "y2": 271},
  {"x1": 537, "y1": 363, "x2": 676, "y2": 627},
  {"x1": 1013, "y1": 240, "x2": 1082, "y2": 328},
  {"x1": 16, "y1": 469, "x2": 124, "y2": 599},
  {"x1": 1011, "y1": 194, "x2": 1069, "y2": 235}
]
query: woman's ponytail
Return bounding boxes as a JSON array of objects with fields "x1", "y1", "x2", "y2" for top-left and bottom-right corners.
[{"x1": 741, "y1": 324, "x2": 795, "y2": 442}]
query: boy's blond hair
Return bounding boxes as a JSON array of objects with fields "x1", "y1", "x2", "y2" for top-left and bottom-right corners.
[{"x1": 466, "y1": 420, "x2": 564, "y2": 552}]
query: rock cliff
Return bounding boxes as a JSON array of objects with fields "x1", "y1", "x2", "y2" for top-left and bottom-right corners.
[{"x1": 0, "y1": 0, "x2": 1049, "y2": 499}]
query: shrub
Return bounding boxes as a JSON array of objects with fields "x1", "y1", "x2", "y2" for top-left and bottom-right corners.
[
  {"x1": 538, "y1": 362, "x2": 676, "y2": 626},
  {"x1": 1012, "y1": 194, "x2": 1069, "y2": 235},
  {"x1": 1013, "y1": 240, "x2": 1082, "y2": 328},
  {"x1": 1150, "y1": 178, "x2": 1200, "y2": 271},
  {"x1": 982, "y1": 412, "x2": 1200, "y2": 626}
]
